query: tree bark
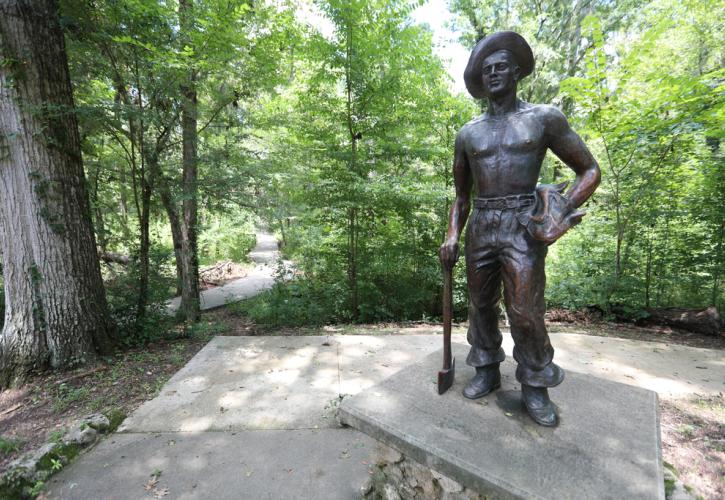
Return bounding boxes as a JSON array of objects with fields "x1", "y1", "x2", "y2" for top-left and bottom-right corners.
[
  {"x1": 159, "y1": 180, "x2": 184, "y2": 296},
  {"x1": 177, "y1": 0, "x2": 200, "y2": 323},
  {"x1": 644, "y1": 227, "x2": 654, "y2": 308},
  {"x1": 712, "y1": 219, "x2": 723, "y2": 308},
  {"x1": 0, "y1": 0, "x2": 115, "y2": 387},
  {"x1": 90, "y1": 162, "x2": 108, "y2": 252},
  {"x1": 135, "y1": 131, "x2": 151, "y2": 325}
]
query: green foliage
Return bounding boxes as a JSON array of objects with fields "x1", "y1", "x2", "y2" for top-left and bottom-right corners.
[
  {"x1": 184, "y1": 320, "x2": 230, "y2": 339},
  {"x1": 59, "y1": 0, "x2": 299, "y2": 324},
  {"x1": 0, "y1": 440, "x2": 80, "y2": 499},
  {"x1": 250, "y1": 0, "x2": 478, "y2": 324},
  {"x1": 23, "y1": 0, "x2": 718, "y2": 334},
  {"x1": 36, "y1": 441, "x2": 80, "y2": 477},
  {"x1": 0, "y1": 436, "x2": 22, "y2": 456},
  {"x1": 551, "y1": 0, "x2": 725, "y2": 313},
  {"x1": 224, "y1": 0, "x2": 725, "y2": 325},
  {"x1": 198, "y1": 213, "x2": 257, "y2": 265},
  {"x1": 104, "y1": 246, "x2": 176, "y2": 345},
  {"x1": 231, "y1": 278, "x2": 349, "y2": 327},
  {"x1": 48, "y1": 430, "x2": 65, "y2": 444},
  {"x1": 104, "y1": 409, "x2": 127, "y2": 433},
  {"x1": 53, "y1": 384, "x2": 91, "y2": 412}
]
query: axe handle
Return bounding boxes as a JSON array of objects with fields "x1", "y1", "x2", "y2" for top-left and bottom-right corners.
[{"x1": 442, "y1": 265, "x2": 453, "y2": 370}]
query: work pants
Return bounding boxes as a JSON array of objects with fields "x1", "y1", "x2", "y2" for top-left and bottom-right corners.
[{"x1": 464, "y1": 203, "x2": 564, "y2": 388}]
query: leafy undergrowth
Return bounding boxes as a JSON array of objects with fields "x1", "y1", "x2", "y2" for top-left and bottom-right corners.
[{"x1": 0, "y1": 311, "x2": 723, "y2": 498}]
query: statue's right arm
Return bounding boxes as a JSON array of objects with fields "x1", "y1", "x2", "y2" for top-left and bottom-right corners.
[{"x1": 440, "y1": 130, "x2": 472, "y2": 269}]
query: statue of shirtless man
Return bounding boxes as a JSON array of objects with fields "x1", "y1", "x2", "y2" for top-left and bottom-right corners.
[{"x1": 439, "y1": 31, "x2": 601, "y2": 426}]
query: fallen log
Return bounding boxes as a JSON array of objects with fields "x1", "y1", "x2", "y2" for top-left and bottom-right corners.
[
  {"x1": 99, "y1": 251, "x2": 131, "y2": 265},
  {"x1": 0, "y1": 402, "x2": 22, "y2": 417},
  {"x1": 199, "y1": 260, "x2": 248, "y2": 286},
  {"x1": 643, "y1": 306, "x2": 721, "y2": 336},
  {"x1": 199, "y1": 260, "x2": 233, "y2": 285}
]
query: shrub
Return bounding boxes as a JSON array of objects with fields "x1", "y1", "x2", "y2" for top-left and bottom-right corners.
[
  {"x1": 104, "y1": 245, "x2": 175, "y2": 346},
  {"x1": 230, "y1": 277, "x2": 349, "y2": 327}
]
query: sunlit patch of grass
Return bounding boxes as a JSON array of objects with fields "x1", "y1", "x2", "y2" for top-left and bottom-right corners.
[
  {"x1": 52, "y1": 384, "x2": 91, "y2": 412},
  {"x1": 0, "y1": 436, "x2": 23, "y2": 456}
]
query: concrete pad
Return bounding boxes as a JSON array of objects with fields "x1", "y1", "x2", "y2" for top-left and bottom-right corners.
[
  {"x1": 340, "y1": 342, "x2": 664, "y2": 500},
  {"x1": 120, "y1": 336, "x2": 341, "y2": 432},
  {"x1": 548, "y1": 333, "x2": 725, "y2": 398},
  {"x1": 46, "y1": 429, "x2": 375, "y2": 500},
  {"x1": 338, "y1": 333, "x2": 724, "y2": 399},
  {"x1": 122, "y1": 334, "x2": 723, "y2": 434},
  {"x1": 52, "y1": 333, "x2": 720, "y2": 499},
  {"x1": 462, "y1": 331, "x2": 722, "y2": 398},
  {"x1": 336, "y1": 335, "x2": 444, "y2": 395}
]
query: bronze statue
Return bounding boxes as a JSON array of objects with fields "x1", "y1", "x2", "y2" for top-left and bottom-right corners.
[{"x1": 439, "y1": 31, "x2": 601, "y2": 426}]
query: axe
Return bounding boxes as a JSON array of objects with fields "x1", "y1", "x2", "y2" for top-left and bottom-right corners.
[{"x1": 438, "y1": 263, "x2": 455, "y2": 394}]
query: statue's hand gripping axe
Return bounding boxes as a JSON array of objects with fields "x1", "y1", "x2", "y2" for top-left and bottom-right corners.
[{"x1": 438, "y1": 261, "x2": 455, "y2": 394}]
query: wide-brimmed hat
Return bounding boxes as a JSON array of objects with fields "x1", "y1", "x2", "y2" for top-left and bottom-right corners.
[{"x1": 464, "y1": 31, "x2": 534, "y2": 99}]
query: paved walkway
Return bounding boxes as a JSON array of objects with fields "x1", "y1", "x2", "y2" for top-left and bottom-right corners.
[
  {"x1": 47, "y1": 333, "x2": 723, "y2": 499},
  {"x1": 166, "y1": 232, "x2": 280, "y2": 314}
]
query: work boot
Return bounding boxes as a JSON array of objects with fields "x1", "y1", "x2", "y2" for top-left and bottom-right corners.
[
  {"x1": 521, "y1": 385, "x2": 558, "y2": 427},
  {"x1": 462, "y1": 364, "x2": 501, "y2": 399}
]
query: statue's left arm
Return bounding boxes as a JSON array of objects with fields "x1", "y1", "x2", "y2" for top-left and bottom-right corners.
[{"x1": 542, "y1": 107, "x2": 601, "y2": 208}]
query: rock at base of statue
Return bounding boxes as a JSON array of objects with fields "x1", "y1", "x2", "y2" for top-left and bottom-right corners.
[{"x1": 339, "y1": 343, "x2": 665, "y2": 500}]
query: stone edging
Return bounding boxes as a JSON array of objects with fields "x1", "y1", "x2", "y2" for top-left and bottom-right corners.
[
  {"x1": 0, "y1": 412, "x2": 121, "y2": 498},
  {"x1": 362, "y1": 443, "x2": 485, "y2": 500},
  {"x1": 365, "y1": 443, "x2": 696, "y2": 500}
]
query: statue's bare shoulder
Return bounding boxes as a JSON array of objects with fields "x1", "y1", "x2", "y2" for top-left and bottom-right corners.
[
  {"x1": 456, "y1": 104, "x2": 572, "y2": 148},
  {"x1": 460, "y1": 114, "x2": 486, "y2": 131},
  {"x1": 455, "y1": 115, "x2": 485, "y2": 148},
  {"x1": 527, "y1": 104, "x2": 571, "y2": 136}
]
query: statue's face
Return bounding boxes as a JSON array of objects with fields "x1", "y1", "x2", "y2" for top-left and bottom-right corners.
[{"x1": 481, "y1": 50, "x2": 520, "y2": 97}]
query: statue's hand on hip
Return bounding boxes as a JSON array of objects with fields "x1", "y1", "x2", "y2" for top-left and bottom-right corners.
[
  {"x1": 518, "y1": 182, "x2": 586, "y2": 246},
  {"x1": 439, "y1": 239, "x2": 460, "y2": 270}
]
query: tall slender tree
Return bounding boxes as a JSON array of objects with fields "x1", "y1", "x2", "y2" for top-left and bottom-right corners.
[
  {"x1": 177, "y1": 0, "x2": 201, "y2": 322},
  {"x1": 0, "y1": 0, "x2": 115, "y2": 387}
]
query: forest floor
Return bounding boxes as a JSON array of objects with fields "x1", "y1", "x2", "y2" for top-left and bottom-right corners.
[{"x1": 0, "y1": 312, "x2": 723, "y2": 499}]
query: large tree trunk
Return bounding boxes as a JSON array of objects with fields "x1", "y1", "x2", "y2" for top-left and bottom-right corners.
[
  {"x1": 159, "y1": 180, "x2": 184, "y2": 296},
  {"x1": 0, "y1": 0, "x2": 115, "y2": 387},
  {"x1": 177, "y1": 0, "x2": 200, "y2": 323},
  {"x1": 135, "y1": 147, "x2": 165, "y2": 327}
]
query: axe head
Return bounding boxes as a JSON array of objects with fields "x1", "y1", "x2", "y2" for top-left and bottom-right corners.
[{"x1": 437, "y1": 357, "x2": 455, "y2": 394}]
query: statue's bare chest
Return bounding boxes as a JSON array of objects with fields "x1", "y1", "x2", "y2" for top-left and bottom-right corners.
[{"x1": 464, "y1": 112, "x2": 546, "y2": 161}]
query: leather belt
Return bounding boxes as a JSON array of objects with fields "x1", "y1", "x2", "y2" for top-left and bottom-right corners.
[{"x1": 473, "y1": 193, "x2": 535, "y2": 210}]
